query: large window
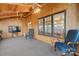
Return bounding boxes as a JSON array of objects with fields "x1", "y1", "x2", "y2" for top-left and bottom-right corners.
[
  {"x1": 44, "y1": 16, "x2": 52, "y2": 36},
  {"x1": 38, "y1": 11, "x2": 66, "y2": 39},
  {"x1": 53, "y1": 12, "x2": 65, "y2": 39},
  {"x1": 38, "y1": 18, "x2": 44, "y2": 34}
]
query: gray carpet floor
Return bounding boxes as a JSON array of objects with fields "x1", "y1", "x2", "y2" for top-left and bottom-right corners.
[{"x1": 0, "y1": 36, "x2": 61, "y2": 56}]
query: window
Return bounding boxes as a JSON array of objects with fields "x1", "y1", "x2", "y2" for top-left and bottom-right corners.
[
  {"x1": 8, "y1": 26, "x2": 13, "y2": 33},
  {"x1": 38, "y1": 11, "x2": 66, "y2": 39},
  {"x1": 53, "y1": 12, "x2": 65, "y2": 39},
  {"x1": 38, "y1": 18, "x2": 44, "y2": 34},
  {"x1": 44, "y1": 16, "x2": 52, "y2": 36},
  {"x1": 8, "y1": 26, "x2": 21, "y2": 33}
]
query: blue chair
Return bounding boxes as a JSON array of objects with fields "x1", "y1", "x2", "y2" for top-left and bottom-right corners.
[{"x1": 55, "y1": 30, "x2": 79, "y2": 55}]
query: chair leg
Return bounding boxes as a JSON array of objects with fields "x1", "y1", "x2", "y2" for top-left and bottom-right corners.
[
  {"x1": 54, "y1": 44, "x2": 57, "y2": 51},
  {"x1": 70, "y1": 52, "x2": 77, "y2": 56},
  {"x1": 61, "y1": 53, "x2": 66, "y2": 56},
  {"x1": 73, "y1": 53, "x2": 77, "y2": 56}
]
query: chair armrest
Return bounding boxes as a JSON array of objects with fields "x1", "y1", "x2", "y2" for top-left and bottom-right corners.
[
  {"x1": 67, "y1": 42, "x2": 72, "y2": 45},
  {"x1": 67, "y1": 42, "x2": 79, "y2": 45}
]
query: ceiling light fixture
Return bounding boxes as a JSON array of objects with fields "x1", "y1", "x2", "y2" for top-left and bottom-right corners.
[
  {"x1": 33, "y1": 7, "x2": 41, "y2": 14},
  {"x1": 31, "y1": 3, "x2": 41, "y2": 14}
]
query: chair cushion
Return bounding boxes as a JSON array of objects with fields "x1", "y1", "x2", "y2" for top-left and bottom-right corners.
[
  {"x1": 65, "y1": 30, "x2": 79, "y2": 42},
  {"x1": 55, "y1": 30, "x2": 79, "y2": 53},
  {"x1": 55, "y1": 42, "x2": 69, "y2": 53}
]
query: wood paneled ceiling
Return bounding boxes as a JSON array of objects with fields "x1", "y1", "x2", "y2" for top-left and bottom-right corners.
[
  {"x1": 0, "y1": 3, "x2": 46, "y2": 19},
  {"x1": 0, "y1": 3, "x2": 32, "y2": 19}
]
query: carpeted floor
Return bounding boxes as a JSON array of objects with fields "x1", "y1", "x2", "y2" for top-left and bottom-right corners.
[{"x1": 0, "y1": 36, "x2": 61, "y2": 56}]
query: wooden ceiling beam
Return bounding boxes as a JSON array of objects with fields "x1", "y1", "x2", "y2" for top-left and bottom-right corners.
[
  {"x1": 0, "y1": 16, "x2": 20, "y2": 20},
  {"x1": 0, "y1": 3, "x2": 32, "y2": 13},
  {"x1": 0, "y1": 12, "x2": 28, "y2": 20}
]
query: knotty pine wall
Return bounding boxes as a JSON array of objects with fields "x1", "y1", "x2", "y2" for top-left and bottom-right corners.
[
  {"x1": 24, "y1": 3, "x2": 78, "y2": 44},
  {"x1": 0, "y1": 18, "x2": 23, "y2": 39},
  {"x1": 0, "y1": 3, "x2": 78, "y2": 44}
]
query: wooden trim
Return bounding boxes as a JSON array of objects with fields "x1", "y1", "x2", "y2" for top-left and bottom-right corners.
[{"x1": 38, "y1": 10, "x2": 66, "y2": 19}]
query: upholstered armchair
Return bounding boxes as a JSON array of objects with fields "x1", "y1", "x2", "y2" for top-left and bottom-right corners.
[{"x1": 55, "y1": 30, "x2": 79, "y2": 56}]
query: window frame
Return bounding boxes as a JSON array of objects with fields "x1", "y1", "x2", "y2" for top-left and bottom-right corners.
[
  {"x1": 44, "y1": 15, "x2": 52, "y2": 36},
  {"x1": 38, "y1": 10, "x2": 66, "y2": 39},
  {"x1": 52, "y1": 11, "x2": 66, "y2": 39},
  {"x1": 38, "y1": 17, "x2": 44, "y2": 35}
]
